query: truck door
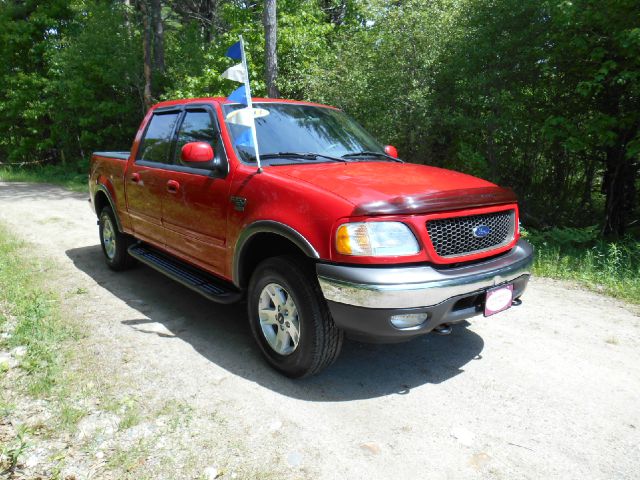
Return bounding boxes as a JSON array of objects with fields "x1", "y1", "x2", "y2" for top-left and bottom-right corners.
[
  {"x1": 160, "y1": 106, "x2": 231, "y2": 272},
  {"x1": 125, "y1": 109, "x2": 181, "y2": 246}
]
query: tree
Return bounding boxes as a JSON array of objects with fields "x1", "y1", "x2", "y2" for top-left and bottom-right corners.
[
  {"x1": 311, "y1": 0, "x2": 639, "y2": 236},
  {"x1": 152, "y1": 0, "x2": 165, "y2": 72},
  {"x1": 0, "y1": 0, "x2": 637, "y2": 237},
  {"x1": 263, "y1": 0, "x2": 279, "y2": 98},
  {"x1": 0, "y1": 0, "x2": 74, "y2": 164},
  {"x1": 140, "y1": 0, "x2": 154, "y2": 110},
  {"x1": 167, "y1": 0, "x2": 223, "y2": 43},
  {"x1": 545, "y1": 0, "x2": 640, "y2": 236},
  {"x1": 50, "y1": 1, "x2": 144, "y2": 159},
  {"x1": 138, "y1": 0, "x2": 166, "y2": 110}
]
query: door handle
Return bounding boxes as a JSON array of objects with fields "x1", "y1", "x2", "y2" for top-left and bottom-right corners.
[
  {"x1": 130, "y1": 173, "x2": 141, "y2": 183},
  {"x1": 166, "y1": 179, "x2": 180, "y2": 193}
]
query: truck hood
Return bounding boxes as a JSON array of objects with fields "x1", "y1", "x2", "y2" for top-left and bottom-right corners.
[{"x1": 268, "y1": 162, "x2": 517, "y2": 216}]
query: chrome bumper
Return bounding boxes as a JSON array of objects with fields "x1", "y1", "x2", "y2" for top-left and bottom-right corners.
[{"x1": 317, "y1": 239, "x2": 534, "y2": 309}]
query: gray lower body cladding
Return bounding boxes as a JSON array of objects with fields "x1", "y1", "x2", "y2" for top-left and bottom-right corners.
[{"x1": 316, "y1": 239, "x2": 534, "y2": 342}]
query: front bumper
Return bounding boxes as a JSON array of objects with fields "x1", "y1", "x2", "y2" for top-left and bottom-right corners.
[{"x1": 316, "y1": 239, "x2": 534, "y2": 342}]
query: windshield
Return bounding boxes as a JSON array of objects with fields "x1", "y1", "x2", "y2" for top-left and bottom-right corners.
[{"x1": 222, "y1": 102, "x2": 385, "y2": 164}]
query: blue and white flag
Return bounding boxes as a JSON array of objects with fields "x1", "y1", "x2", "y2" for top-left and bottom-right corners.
[
  {"x1": 225, "y1": 41, "x2": 242, "y2": 60},
  {"x1": 220, "y1": 36, "x2": 262, "y2": 169},
  {"x1": 221, "y1": 63, "x2": 245, "y2": 83},
  {"x1": 234, "y1": 128, "x2": 254, "y2": 148},
  {"x1": 227, "y1": 85, "x2": 248, "y2": 106}
]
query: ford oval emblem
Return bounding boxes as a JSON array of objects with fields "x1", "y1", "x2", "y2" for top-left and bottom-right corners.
[{"x1": 473, "y1": 225, "x2": 491, "y2": 238}]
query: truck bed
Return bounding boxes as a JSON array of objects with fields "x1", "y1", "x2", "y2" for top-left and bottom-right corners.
[
  {"x1": 93, "y1": 151, "x2": 130, "y2": 160},
  {"x1": 90, "y1": 151, "x2": 131, "y2": 231}
]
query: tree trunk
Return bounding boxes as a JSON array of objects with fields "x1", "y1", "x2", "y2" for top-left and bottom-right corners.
[
  {"x1": 123, "y1": 0, "x2": 131, "y2": 32},
  {"x1": 151, "y1": 0, "x2": 165, "y2": 72},
  {"x1": 602, "y1": 142, "x2": 638, "y2": 237},
  {"x1": 203, "y1": 0, "x2": 215, "y2": 43},
  {"x1": 599, "y1": 81, "x2": 639, "y2": 236},
  {"x1": 581, "y1": 155, "x2": 595, "y2": 212},
  {"x1": 263, "y1": 0, "x2": 279, "y2": 98},
  {"x1": 141, "y1": 1, "x2": 153, "y2": 110}
]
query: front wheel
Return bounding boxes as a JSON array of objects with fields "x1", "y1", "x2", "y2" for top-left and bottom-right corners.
[{"x1": 247, "y1": 255, "x2": 344, "y2": 378}]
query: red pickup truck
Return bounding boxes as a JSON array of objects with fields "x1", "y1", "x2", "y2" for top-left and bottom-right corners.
[{"x1": 90, "y1": 97, "x2": 533, "y2": 377}]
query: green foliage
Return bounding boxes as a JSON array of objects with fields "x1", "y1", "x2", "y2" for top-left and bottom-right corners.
[
  {"x1": 0, "y1": 0, "x2": 638, "y2": 236},
  {"x1": 527, "y1": 227, "x2": 640, "y2": 304},
  {"x1": 310, "y1": 0, "x2": 640, "y2": 234},
  {"x1": 0, "y1": 162, "x2": 88, "y2": 192},
  {"x1": 50, "y1": 2, "x2": 145, "y2": 158},
  {"x1": 0, "y1": 0, "x2": 74, "y2": 163},
  {"x1": 526, "y1": 226, "x2": 600, "y2": 246}
]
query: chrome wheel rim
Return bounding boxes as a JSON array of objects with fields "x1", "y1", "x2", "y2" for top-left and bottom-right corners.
[
  {"x1": 102, "y1": 216, "x2": 117, "y2": 260},
  {"x1": 258, "y1": 283, "x2": 300, "y2": 355}
]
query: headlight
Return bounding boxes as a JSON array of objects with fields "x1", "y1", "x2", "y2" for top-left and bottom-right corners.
[{"x1": 335, "y1": 222, "x2": 420, "y2": 256}]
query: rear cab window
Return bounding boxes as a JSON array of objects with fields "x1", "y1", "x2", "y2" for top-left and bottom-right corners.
[{"x1": 137, "y1": 111, "x2": 181, "y2": 164}]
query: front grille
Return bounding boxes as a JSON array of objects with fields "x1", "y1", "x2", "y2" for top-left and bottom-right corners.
[{"x1": 426, "y1": 210, "x2": 515, "y2": 258}]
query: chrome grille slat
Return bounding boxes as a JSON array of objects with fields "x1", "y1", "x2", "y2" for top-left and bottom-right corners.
[{"x1": 426, "y1": 210, "x2": 515, "y2": 258}]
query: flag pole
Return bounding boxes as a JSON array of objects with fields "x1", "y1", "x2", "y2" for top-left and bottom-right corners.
[{"x1": 239, "y1": 35, "x2": 262, "y2": 173}]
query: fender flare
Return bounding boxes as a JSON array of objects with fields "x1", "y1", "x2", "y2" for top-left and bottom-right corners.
[
  {"x1": 233, "y1": 220, "x2": 320, "y2": 286},
  {"x1": 94, "y1": 183, "x2": 123, "y2": 232}
]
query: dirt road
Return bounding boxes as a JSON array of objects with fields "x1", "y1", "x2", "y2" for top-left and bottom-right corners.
[{"x1": 1, "y1": 181, "x2": 639, "y2": 479}]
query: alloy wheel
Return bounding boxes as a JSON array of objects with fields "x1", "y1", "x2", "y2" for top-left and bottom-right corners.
[{"x1": 258, "y1": 282, "x2": 301, "y2": 355}]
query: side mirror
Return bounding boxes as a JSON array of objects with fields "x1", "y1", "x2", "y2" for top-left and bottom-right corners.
[
  {"x1": 384, "y1": 145, "x2": 399, "y2": 159},
  {"x1": 181, "y1": 142, "x2": 214, "y2": 164}
]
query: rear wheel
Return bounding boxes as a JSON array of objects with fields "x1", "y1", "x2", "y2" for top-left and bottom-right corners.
[
  {"x1": 248, "y1": 255, "x2": 344, "y2": 378},
  {"x1": 99, "y1": 206, "x2": 136, "y2": 271}
]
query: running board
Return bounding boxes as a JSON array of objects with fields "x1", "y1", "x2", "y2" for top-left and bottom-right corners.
[{"x1": 128, "y1": 244, "x2": 242, "y2": 304}]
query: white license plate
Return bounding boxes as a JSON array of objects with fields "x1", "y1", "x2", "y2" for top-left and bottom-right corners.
[{"x1": 484, "y1": 284, "x2": 514, "y2": 317}]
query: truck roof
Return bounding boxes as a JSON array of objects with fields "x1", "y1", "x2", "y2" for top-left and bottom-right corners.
[{"x1": 152, "y1": 97, "x2": 339, "y2": 111}]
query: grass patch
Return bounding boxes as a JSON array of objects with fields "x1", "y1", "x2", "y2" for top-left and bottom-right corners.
[
  {"x1": 0, "y1": 221, "x2": 268, "y2": 479},
  {"x1": 0, "y1": 162, "x2": 88, "y2": 192},
  {"x1": 117, "y1": 398, "x2": 142, "y2": 431},
  {"x1": 0, "y1": 396, "x2": 13, "y2": 418},
  {"x1": 525, "y1": 227, "x2": 640, "y2": 304},
  {"x1": 59, "y1": 402, "x2": 88, "y2": 430},
  {"x1": 158, "y1": 399, "x2": 195, "y2": 432},
  {"x1": 0, "y1": 425, "x2": 30, "y2": 473},
  {"x1": 0, "y1": 226, "x2": 78, "y2": 397},
  {"x1": 106, "y1": 439, "x2": 153, "y2": 477}
]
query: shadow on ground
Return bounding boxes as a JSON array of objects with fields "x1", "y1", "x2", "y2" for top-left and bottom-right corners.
[{"x1": 66, "y1": 245, "x2": 485, "y2": 401}]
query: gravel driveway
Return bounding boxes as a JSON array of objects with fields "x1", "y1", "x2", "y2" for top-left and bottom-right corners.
[{"x1": 0, "y1": 181, "x2": 638, "y2": 479}]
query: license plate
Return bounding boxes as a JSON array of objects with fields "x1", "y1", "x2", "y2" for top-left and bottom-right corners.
[{"x1": 484, "y1": 284, "x2": 514, "y2": 317}]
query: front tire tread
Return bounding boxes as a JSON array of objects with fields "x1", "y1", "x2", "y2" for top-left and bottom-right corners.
[{"x1": 248, "y1": 255, "x2": 343, "y2": 378}]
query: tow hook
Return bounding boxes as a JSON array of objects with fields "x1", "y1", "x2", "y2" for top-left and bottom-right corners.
[
  {"x1": 433, "y1": 324, "x2": 452, "y2": 336},
  {"x1": 512, "y1": 298, "x2": 523, "y2": 306}
]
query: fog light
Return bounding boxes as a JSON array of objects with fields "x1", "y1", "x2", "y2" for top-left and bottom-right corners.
[{"x1": 390, "y1": 313, "x2": 428, "y2": 330}]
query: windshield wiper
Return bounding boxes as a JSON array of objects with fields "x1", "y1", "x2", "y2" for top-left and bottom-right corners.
[
  {"x1": 341, "y1": 151, "x2": 403, "y2": 162},
  {"x1": 259, "y1": 152, "x2": 347, "y2": 163}
]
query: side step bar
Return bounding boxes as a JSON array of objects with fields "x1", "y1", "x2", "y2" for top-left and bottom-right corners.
[{"x1": 128, "y1": 244, "x2": 242, "y2": 304}]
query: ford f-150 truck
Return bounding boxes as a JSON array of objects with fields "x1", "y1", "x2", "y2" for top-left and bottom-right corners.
[{"x1": 89, "y1": 97, "x2": 534, "y2": 377}]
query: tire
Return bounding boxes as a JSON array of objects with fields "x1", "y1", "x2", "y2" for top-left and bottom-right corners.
[
  {"x1": 98, "y1": 206, "x2": 136, "y2": 271},
  {"x1": 247, "y1": 255, "x2": 344, "y2": 378}
]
